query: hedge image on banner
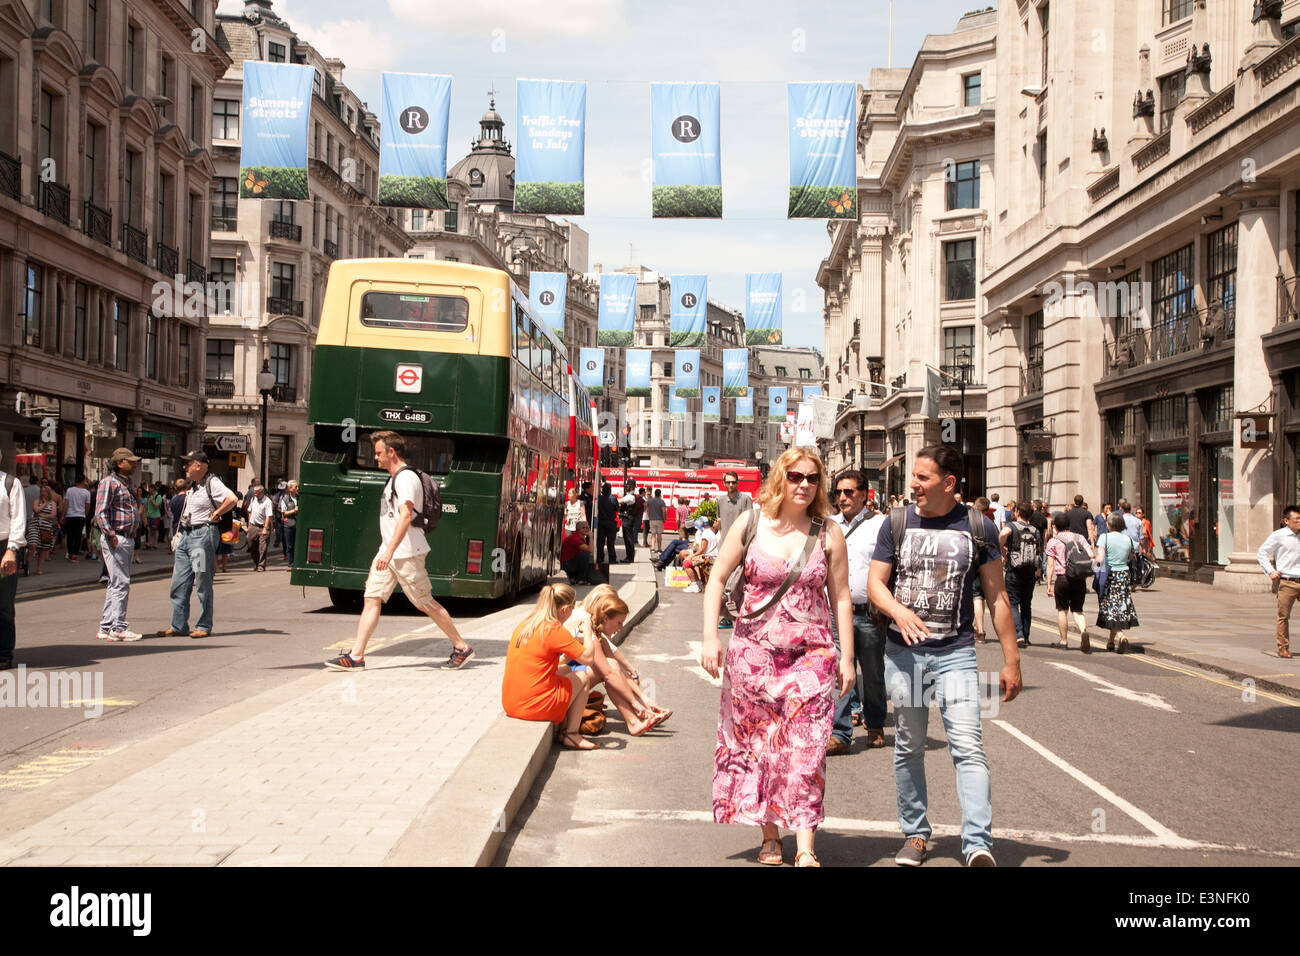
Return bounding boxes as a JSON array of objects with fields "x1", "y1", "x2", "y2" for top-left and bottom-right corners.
[
  {"x1": 674, "y1": 349, "x2": 701, "y2": 397},
  {"x1": 669, "y1": 393, "x2": 687, "y2": 420},
  {"x1": 768, "y1": 386, "x2": 788, "y2": 422},
  {"x1": 669, "y1": 275, "x2": 707, "y2": 347},
  {"x1": 702, "y1": 386, "x2": 721, "y2": 422},
  {"x1": 378, "y1": 72, "x2": 451, "y2": 209},
  {"x1": 597, "y1": 273, "x2": 636, "y2": 347},
  {"x1": 651, "y1": 82, "x2": 722, "y2": 218},
  {"x1": 745, "y1": 273, "x2": 783, "y2": 345},
  {"x1": 529, "y1": 272, "x2": 567, "y2": 342},
  {"x1": 722, "y1": 348, "x2": 749, "y2": 397},
  {"x1": 579, "y1": 347, "x2": 604, "y2": 396},
  {"x1": 516, "y1": 79, "x2": 586, "y2": 214},
  {"x1": 787, "y1": 82, "x2": 857, "y2": 220},
  {"x1": 803, "y1": 385, "x2": 823, "y2": 402},
  {"x1": 625, "y1": 349, "x2": 652, "y2": 398},
  {"x1": 239, "y1": 62, "x2": 314, "y2": 199},
  {"x1": 736, "y1": 395, "x2": 754, "y2": 423}
]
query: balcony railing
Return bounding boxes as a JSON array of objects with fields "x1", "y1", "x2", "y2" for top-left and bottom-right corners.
[
  {"x1": 40, "y1": 181, "x2": 70, "y2": 225},
  {"x1": 323, "y1": 238, "x2": 339, "y2": 259},
  {"x1": 121, "y1": 223, "x2": 148, "y2": 264},
  {"x1": 1280, "y1": 275, "x2": 1300, "y2": 326},
  {"x1": 1087, "y1": 166, "x2": 1120, "y2": 203},
  {"x1": 211, "y1": 206, "x2": 237, "y2": 232},
  {"x1": 83, "y1": 200, "x2": 111, "y2": 246},
  {"x1": 0, "y1": 151, "x2": 20, "y2": 201},
  {"x1": 1104, "y1": 306, "x2": 1235, "y2": 373},
  {"x1": 156, "y1": 241, "x2": 179, "y2": 277},
  {"x1": 204, "y1": 378, "x2": 235, "y2": 398},
  {"x1": 1133, "y1": 130, "x2": 1171, "y2": 171},
  {"x1": 267, "y1": 296, "x2": 304, "y2": 317},
  {"x1": 1020, "y1": 360, "x2": 1044, "y2": 396},
  {"x1": 186, "y1": 259, "x2": 206, "y2": 286},
  {"x1": 270, "y1": 219, "x2": 302, "y2": 241},
  {"x1": 269, "y1": 383, "x2": 297, "y2": 403},
  {"x1": 941, "y1": 364, "x2": 975, "y2": 385}
]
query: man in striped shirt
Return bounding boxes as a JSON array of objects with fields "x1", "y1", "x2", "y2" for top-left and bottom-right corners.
[{"x1": 94, "y1": 447, "x2": 144, "y2": 642}]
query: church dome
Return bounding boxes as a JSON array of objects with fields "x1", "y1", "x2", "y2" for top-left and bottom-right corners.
[{"x1": 447, "y1": 96, "x2": 514, "y2": 210}]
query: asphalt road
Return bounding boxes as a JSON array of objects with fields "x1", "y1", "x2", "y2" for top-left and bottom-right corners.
[{"x1": 498, "y1": 585, "x2": 1300, "y2": 867}]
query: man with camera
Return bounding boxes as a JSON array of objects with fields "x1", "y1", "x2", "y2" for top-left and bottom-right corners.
[{"x1": 156, "y1": 451, "x2": 237, "y2": 639}]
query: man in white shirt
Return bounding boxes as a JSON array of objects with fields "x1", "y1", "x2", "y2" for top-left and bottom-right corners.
[
  {"x1": 0, "y1": 450, "x2": 27, "y2": 669},
  {"x1": 682, "y1": 518, "x2": 719, "y2": 593},
  {"x1": 827, "y1": 469, "x2": 889, "y2": 754},
  {"x1": 989, "y1": 493, "x2": 1006, "y2": 530},
  {"x1": 246, "y1": 484, "x2": 275, "y2": 571},
  {"x1": 325, "y1": 430, "x2": 473, "y2": 671},
  {"x1": 156, "y1": 450, "x2": 237, "y2": 639},
  {"x1": 1258, "y1": 504, "x2": 1300, "y2": 660},
  {"x1": 63, "y1": 477, "x2": 92, "y2": 562}
]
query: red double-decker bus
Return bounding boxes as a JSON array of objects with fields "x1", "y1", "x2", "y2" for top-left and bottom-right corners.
[{"x1": 599, "y1": 463, "x2": 762, "y2": 532}]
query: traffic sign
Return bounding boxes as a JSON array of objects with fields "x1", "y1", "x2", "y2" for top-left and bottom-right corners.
[
  {"x1": 228, "y1": 452, "x2": 247, "y2": 468},
  {"x1": 395, "y1": 363, "x2": 423, "y2": 394},
  {"x1": 212, "y1": 434, "x2": 249, "y2": 453}
]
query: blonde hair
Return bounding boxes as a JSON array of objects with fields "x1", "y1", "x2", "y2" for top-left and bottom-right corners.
[
  {"x1": 583, "y1": 584, "x2": 630, "y2": 634},
  {"x1": 756, "y1": 446, "x2": 831, "y2": 520},
  {"x1": 514, "y1": 583, "x2": 577, "y2": 647}
]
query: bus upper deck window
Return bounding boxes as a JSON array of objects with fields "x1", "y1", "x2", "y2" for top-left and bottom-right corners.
[{"x1": 360, "y1": 292, "x2": 468, "y2": 332}]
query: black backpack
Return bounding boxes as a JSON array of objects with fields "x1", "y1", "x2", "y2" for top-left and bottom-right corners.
[
  {"x1": 1062, "y1": 533, "x2": 1094, "y2": 581},
  {"x1": 1007, "y1": 520, "x2": 1041, "y2": 570},
  {"x1": 203, "y1": 475, "x2": 234, "y2": 534},
  {"x1": 386, "y1": 465, "x2": 443, "y2": 531}
]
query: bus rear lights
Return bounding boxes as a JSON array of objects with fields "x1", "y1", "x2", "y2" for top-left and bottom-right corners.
[
  {"x1": 307, "y1": 529, "x2": 324, "y2": 564},
  {"x1": 467, "y1": 539, "x2": 484, "y2": 574}
]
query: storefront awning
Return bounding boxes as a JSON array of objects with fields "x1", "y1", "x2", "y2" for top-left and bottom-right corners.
[
  {"x1": 0, "y1": 407, "x2": 42, "y2": 437},
  {"x1": 880, "y1": 452, "x2": 905, "y2": 471}
]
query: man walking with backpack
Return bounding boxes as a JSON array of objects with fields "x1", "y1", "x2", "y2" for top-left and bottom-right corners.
[
  {"x1": 1045, "y1": 511, "x2": 1092, "y2": 651},
  {"x1": 325, "y1": 430, "x2": 472, "y2": 671},
  {"x1": 157, "y1": 451, "x2": 237, "y2": 639},
  {"x1": 1000, "y1": 501, "x2": 1042, "y2": 647}
]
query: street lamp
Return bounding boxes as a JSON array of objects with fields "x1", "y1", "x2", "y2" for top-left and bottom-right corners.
[
  {"x1": 955, "y1": 344, "x2": 973, "y2": 457},
  {"x1": 257, "y1": 360, "x2": 276, "y2": 486}
]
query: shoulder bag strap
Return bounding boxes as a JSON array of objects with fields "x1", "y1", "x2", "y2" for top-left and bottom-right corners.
[{"x1": 738, "y1": 518, "x2": 824, "y2": 620}]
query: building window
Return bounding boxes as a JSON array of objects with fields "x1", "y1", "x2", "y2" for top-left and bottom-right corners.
[
  {"x1": 270, "y1": 343, "x2": 293, "y2": 394},
  {"x1": 267, "y1": 40, "x2": 286, "y2": 62},
  {"x1": 1285, "y1": 21, "x2": 1299, "y2": 40},
  {"x1": 444, "y1": 202, "x2": 458, "y2": 233},
  {"x1": 1158, "y1": 71, "x2": 1185, "y2": 133},
  {"x1": 1201, "y1": 385, "x2": 1234, "y2": 433},
  {"x1": 943, "y1": 239, "x2": 976, "y2": 301},
  {"x1": 159, "y1": 55, "x2": 172, "y2": 119},
  {"x1": 469, "y1": 168, "x2": 484, "y2": 186},
  {"x1": 145, "y1": 313, "x2": 158, "y2": 378},
  {"x1": 1040, "y1": 3, "x2": 1050, "y2": 86},
  {"x1": 39, "y1": 89, "x2": 56, "y2": 171},
  {"x1": 124, "y1": 149, "x2": 139, "y2": 225},
  {"x1": 946, "y1": 160, "x2": 979, "y2": 210},
  {"x1": 1152, "y1": 243, "x2": 1195, "y2": 324},
  {"x1": 206, "y1": 339, "x2": 234, "y2": 382},
  {"x1": 156, "y1": 169, "x2": 172, "y2": 245},
  {"x1": 1112, "y1": 268, "x2": 1143, "y2": 339},
  {"x1": 21, "y1": 263, "x2": 43, "y2": 347},
  {"x1": 126, "y1": 24, "x2": 139, "y2": 91},
  {"x1": 1163, "y1": 0, "x2": 1193, "y2": 26},
  {"x1": 84, "y1": 120, "x2": 102, "y2": 202},
  {"x1": 87, "y1": 0, "x2": 101, "y2": 61},
  {"x1": 272, "y1": 263, "x2": 295, "y2": 300},
  {"x1": 74, "y1": 282, "x2": 87, "y2": 360},
  {"x1": 1206, "y1": 221, "x2": 1237, "y2": 318},
  {"x1": 1024, "y1": 310, "x2": 1044, "y2": 392},
  {"x1": 113, "y1": 299, "x2": 130, "y2": 371},
  {"x1": 963, "y1": 72, "x2": 981, "y2": 107},
  {"x1": 212, "y1": 98, "x2": 239, "y2": 140},
  {"x1": 943, "y1": 326, "x2": 975, "y2": 379},
  {"x1": 1037, "y1": 132, "x2": 1048, "y2": 208},
  {"x1": 1146, "y1": 396, "x2": 1188, "y2": 442},
  {"x1": 272, "y1": 200, "x2": 295, "y2": 224},
  {"x1": 178, "y1": 325, "x2": 190, "y2": 388},
  {"x1": 408, "y1": 208, "x2": 425, "y2": 230}
]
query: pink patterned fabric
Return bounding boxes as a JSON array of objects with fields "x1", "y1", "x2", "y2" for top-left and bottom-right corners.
[{"x1": 713, "y1": 528, "x2": 835, "y2": 831}]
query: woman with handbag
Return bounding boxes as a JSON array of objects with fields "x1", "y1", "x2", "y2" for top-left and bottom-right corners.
[
  {"x1": 1095, "y1": 512, "x2": 1139, "y2": 653},
  {"x1": 29, "y1": 484, "x2": 58, "y2": 575},
  {"x1": 701, "y1": 447, "x2": 855, "y2": 868}
]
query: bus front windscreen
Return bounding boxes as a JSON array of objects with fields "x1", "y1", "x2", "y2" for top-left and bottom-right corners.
[{"x1": 359, "y1": 292, "x2": 469, "y2": 332}]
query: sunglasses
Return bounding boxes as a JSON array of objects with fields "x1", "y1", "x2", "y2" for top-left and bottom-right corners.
[
  {"x1": 787, "y1": 471, "x2": 820, "y2": 486},
  {"x1": 834, "y1": 487, "x2": 859, "y2": 497}
]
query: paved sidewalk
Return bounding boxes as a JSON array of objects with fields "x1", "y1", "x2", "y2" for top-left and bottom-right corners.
[
  {"x1": 12, "y1": 541, "x2": 270, "y2": 601},
  {"x1": 1029, "y1": 574, "x2": 1299, "y2": 697},
  {"x1": 0, "y1": 561, "x2": 656, "y2": 866}
]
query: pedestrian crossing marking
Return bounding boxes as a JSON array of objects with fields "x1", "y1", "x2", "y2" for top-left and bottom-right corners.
[{"x1": 0, "y1": 746, "x2": 126, "y2": 791}]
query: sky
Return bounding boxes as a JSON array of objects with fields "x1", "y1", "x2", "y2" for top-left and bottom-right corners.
[{"x1": 218, "y1": 0, "x2": 989, "y2": 351}]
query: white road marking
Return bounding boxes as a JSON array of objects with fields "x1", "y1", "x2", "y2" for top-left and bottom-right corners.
[
  {"x1": 683, "y1": 642, "x2": 722, "y2": 687},
  {"x1": 1045, "y1": 661, "x2": 1178, "y2": 712},
  {"x1": 989, "y1": 718, "x2": 1195, "y2": 846}
]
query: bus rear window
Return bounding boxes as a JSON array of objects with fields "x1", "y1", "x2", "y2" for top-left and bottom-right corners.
[
  {"x1": 354, "y1": 433, "x2": 455, "y2": 475},
  {"x1": 360, "y1": 292, "x2": 468, "y2": 332}
]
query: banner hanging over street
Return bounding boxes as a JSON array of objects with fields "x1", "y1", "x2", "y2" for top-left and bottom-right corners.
[
  {"x1": 736, "y1": 395, "x2": 754, "y2": 423},
  {"x1": 529, "y1": 272, "x2": 568, "y2": 342},
  {"x1": 240, "y1": 62, "x2": 314, "y2": 199},
  {"x1": 651, "y1": 82, "x2": 722, "y2": 218},
  {"x1": 745, "y1": 273, "x2": 782, "y2": 345},
  {"x1": 812, "y1": 397, "x2": 838, "y2": 440},
  {"x1": 625, "y1": 349, "x2": 652, "y2": 397},
  {"x1": 597, "y1": 273, "x2": 636, "y2": 347},
  {"x1": 515, "y1": 79, "x2": 586, "y2": 214},
  {"x1": 803, "y1": 385, "x2": 823, "y2": 402},
  {"x1": 378, "y1": 72, "x2": 451, "y2": 209},
  {"x1": 787, "y1": 82, "x2": 857, "y2": 220},
  {"x1": 703, "y1": 386, "x2": 721, "y2": 422},
  {"x1": 768, "y1": 386, "x2": 788, "y2": 422},
  {"x1": 674, "y1": 349, "x2": 701, "y2": 397},
  {"x1": 579, "y1": 347, "x2": 604, "y2": 396},
  {"x1": 723, "y1": 348, "x2": 749, "y2": 397},
  {"x1": 669, "y1": 275, "x2": 707, "y2": 347},
  {"x1": 795, "y1": 401, "x2": 816, "y2": 445},
  {"x1": 669, "y1": 393, "x2": 688, "y2": 420}
]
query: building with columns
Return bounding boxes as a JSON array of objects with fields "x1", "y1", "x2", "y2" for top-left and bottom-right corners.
[
  {"x1": 983, "y1": 0, "x2": 1300, "y2": 588},
  {"x1": 203, "y1": 0, "x2": 411, "y2": 490},
  {"x1": 0, "y1": 0, "x2": 231, "y2": 485},
  {"x1": 753, "y1": 345, "x2": 825, "y2": 467}
]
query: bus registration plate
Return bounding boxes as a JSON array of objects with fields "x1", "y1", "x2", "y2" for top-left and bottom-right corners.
[{"x1": 379, "y1": 408, "x2": 433, "y2": 424}]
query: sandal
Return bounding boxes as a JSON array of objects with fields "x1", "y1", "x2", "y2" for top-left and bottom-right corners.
[
  {"x1": 794, "y1": 850, "x2": 821, "y2": 867},
  {"x1": 630, "y1": 711, "x2": 667, "y2": 736},
  {"x1": 1118, "y1": 637, "x2": 1129, "y2": 655},
  {"x1": 757, "y1": 838, "x2": 783, "y2": 865},
  {"x1": 1080, "y1": 633, "x2": 1091, "y2": 654},
  {"x1": 558, "y1": 730, "x2": 596, "y2": 751},
  {"x1": 1106, "y1": 636, "x2": 1116, "y2": 652}
]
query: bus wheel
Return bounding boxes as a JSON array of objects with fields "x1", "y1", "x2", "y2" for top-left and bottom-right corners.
[
  {"x1": 506, "y1": 542, "x2": 522, "y2": 603},
  {"x1": 328, "y1": 587, "x2": 362, "y2": 611}
]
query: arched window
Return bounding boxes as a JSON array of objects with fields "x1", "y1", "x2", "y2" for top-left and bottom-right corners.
[{"x1": 469, "y1": 168, "x2": 484, "y2": 186}]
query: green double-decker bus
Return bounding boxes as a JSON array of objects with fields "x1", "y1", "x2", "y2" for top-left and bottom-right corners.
[{"x1": 292, "y1": 259, "x2": 591, "y2": 606}]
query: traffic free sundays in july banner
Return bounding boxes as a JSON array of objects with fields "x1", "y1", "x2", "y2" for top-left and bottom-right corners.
[
  {"x1": 240, "y1": 62, "x2": 314, "y2": 199},
  {"x1": 516, "y1": 79, "x2": 586, "y2": 214}
]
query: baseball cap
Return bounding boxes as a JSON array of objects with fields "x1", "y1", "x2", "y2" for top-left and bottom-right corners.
[
  {"x1": 110, "y1": 447, "x2": 142, "y2": 464},
  {"x1": 180, "y1": 450, "x2": 209, "y2": 464}
]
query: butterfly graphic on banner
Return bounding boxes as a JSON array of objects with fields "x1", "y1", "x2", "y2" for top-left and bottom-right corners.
[
  {"x1": 828, "y1": 189, "x2": 853, "y2": 215},
  {"x1": 243, "y1": 171, "x2": 269, "y2": 195}
]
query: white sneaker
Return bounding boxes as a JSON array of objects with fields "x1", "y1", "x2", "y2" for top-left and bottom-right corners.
[
  {"x1": 111, "y1": 629, "x2": 143, "y2": 642},
  {"x1": 684, "y1": 583, "x2": 701, "y2": 593},
  {"x1": 96, "y1": 630, "x2": 119, "y2": 641}
]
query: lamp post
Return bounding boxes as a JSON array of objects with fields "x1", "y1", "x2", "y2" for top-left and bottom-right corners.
[
  {"x1": 956, "y1": 344, "x2": 973, "y2": 458},
  {"x1": 257, "y1": 360, "x2": 275, "y2": 486}
]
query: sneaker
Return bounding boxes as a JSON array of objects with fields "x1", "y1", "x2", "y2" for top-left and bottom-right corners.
[
  {"x1": 96, "y1": 629, "x2": 120, "y2": 641},
  {"x1": 895, "y1": 836, "x2": 929, "y2": 866},
  {"x1": 111, "y1": 630, "x2": 143, "y2": 643},
  {"x1": 684, "y1": 583, "x2": 701, "y2": 593},
  {"x1": 324, "y1": 654, "x2": 364, "y2": 670},
  {"x1": 826, "y1": 736, "x2": 851, "y2": 756},
  {"x1": 966, "y1": 848, "x2": 997, "y2": 867},
  {"x1": 446, "y1": 644, "x2": 475, "y2": 669}
]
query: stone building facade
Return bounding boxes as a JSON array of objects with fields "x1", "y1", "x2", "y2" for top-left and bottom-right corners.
[{"x1": 753, "y1": 345, "x2": 826, "y2": 468}]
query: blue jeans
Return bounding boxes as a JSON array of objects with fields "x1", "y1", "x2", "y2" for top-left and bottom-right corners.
[
  {"x1": 832, "y1": 611, "x2": 886, "y2": 742},
  {"x1": 1004, "y1": 567, "x2": 1036, "y2": 642},
  {"x1": 99, "y1": 538, "x2": 134, "y2": 633},
  {"x1": 282, "y1": 523, "x2": 296, "y2": 565},
  {"x1": 884, "y1": 642, "x2": 992, "y2": 858},
  {"x1": 657, "y1": 538, "x2": 691, "y2": 566},
  {"x1": 170, "y1": 525, "x2": 218, "y2": 633}
]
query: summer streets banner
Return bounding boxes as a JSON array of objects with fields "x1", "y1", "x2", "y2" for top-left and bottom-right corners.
[
  {"x1": 597, "y1": 273, "x2": 636, "y2": 347},
  {"x1": 529, "y1": 272, "x2": 567, "y2": 342},
  {"x1": 674, "y1": 349, "x2": 701, "y2": 397},
  {"x1": 378, "y1": 72, "x2": 451, "y2": 209},
  {"x1": 669, "y1": 393, "x2": 687, "y2": 420},
  {"x1": 803, "y1": 385, "x2": 823, "y2": 402},
  {"x1": 787, "y1": 82, "x2": 857, "y2": 220},
  {"x1": 669, "y1": 275, "x2": 707, "y2": 347},
  {"x1": 703, "y1": 386, "x2": 721, "y2": 422},
  {"x1": 768, "y1": 386, "x2": 788, "y2": 421},
  {"x1": 239, "y1": 62, "x2": 314, "y2": 199},
  {"x1": 736, "y1": 395, "x2": 754, "y2": 423},
  {"x1": 651, "y1": 82, "x2": 722, "y2": 218},
  {"x1": 745, "y1": 273, "x2": 782, "y2": 345},
  {"x1": 625, "y1": 349, "x2": 652, "y2": 398},
  {"x1": 722, "y1": 348, "x2": 749, "y2": 397},
  {"x1": 579, "y1": 348, "x2": 604, "y2": 396},
  {"x1": 516, "y1": 79, "x2": 586, "y2": 214}
]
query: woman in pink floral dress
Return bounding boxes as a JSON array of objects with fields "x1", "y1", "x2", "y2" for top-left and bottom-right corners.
[{"x1": 701, "y1": 447, "x2": 855, "y2": 867}]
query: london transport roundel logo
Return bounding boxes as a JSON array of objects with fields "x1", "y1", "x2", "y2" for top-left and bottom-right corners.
[
  {"x1": 399, "y1": 106, "x2": 429, "y2": 135},
  {"x1": 398, "y1": 369, "x2": 419, "y2": 386},
  {"x1": 680, "y1": 292, "x2": 698, "y2": 309},
  {"x1": 539, "y1": 290, "x2": 555, "y2": 306},
  {"x1": 671, "y1": 115, "x2": 701, "y2": 144},
  {"x1": 395, "y1": 363, "x2": 423, "y2": 393}
]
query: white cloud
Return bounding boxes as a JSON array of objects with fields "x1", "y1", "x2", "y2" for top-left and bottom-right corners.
[
  {"x1": 386, "y1": 0, "x2": 627, "y2": 38},
  {"x1": 292, "y1": 18, "x2": 399, "y2": 77}
]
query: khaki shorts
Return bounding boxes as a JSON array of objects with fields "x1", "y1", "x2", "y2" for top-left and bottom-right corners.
[
  {"x1": 649, "y1": 520, "x2": 665, "y2": 534},
  {"x1": 363, "y1": 553, "x2": 434, "y2": 607}
]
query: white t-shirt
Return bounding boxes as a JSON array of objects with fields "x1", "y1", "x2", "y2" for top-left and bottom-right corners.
[
  {"x1": 380, "y1": 468, "x2": 429, "y2": 559},
  {"x1": 64, "y1": 485, "x2": 92, "y2": 518},
  {"x1": 182, "y1": 474, "x2": 233, "y2": 525},
  {"x1": 247, "y1": 496, "x2": 275, "y2": 527},
  {"x1": 698, "y1": 527, "x2": 719, "y2": 558}
]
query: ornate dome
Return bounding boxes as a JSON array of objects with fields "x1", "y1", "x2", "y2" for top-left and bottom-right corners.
[{"x1": 447, "y1": 96, "x2": 515, "y2": 210}]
